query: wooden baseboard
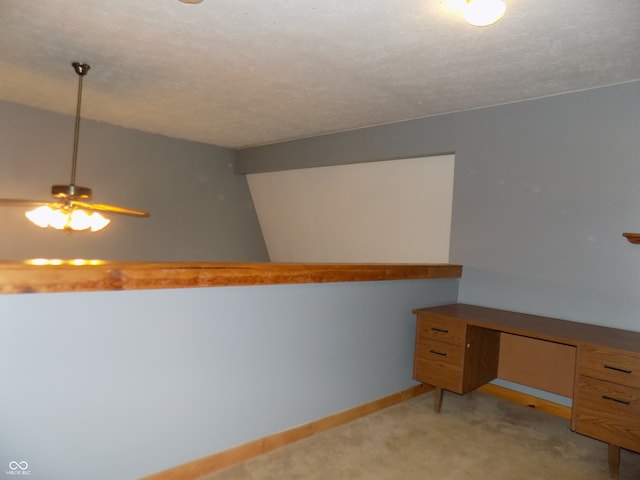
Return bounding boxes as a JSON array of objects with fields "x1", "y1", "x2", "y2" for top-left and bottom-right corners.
[
  {"x1": 141, "y1": 383, "x2": 433, "y2": 480},
  {"x1": 477, "y1": 383, "x2": 572, "y2": 420},
  {"x1": 142, "y1": 382, "x2": 571, "y2": 480}
]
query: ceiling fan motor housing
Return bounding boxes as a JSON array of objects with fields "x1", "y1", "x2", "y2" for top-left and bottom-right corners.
[{"x1": 52, "y1": 184, "x2": 92, "y2": 200}]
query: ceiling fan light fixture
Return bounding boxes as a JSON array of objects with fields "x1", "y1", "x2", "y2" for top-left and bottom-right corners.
[
  {"x1": 463, "y1": 0, "x2": 506, "y2": 27},
  {"x1": 25, "y1": 206, "x2": 111, "y2": 232}
]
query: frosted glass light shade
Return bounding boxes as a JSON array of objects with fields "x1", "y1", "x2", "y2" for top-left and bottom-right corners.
[
  {"x1": 25, "y1": 206, "x2": 111, "y2": 232},
  {"x1": 463, "y1": 0, "x2": 506, "y2": 26}
]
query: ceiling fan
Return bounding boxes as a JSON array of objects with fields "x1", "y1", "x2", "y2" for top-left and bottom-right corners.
[{"x1": 0, "y1": 62, "x2": 150, "y2": 232}]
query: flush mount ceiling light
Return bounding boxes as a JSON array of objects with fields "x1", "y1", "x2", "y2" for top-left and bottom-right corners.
[
  {"x1": 463, "y1": 0, "x2": 506, "y2": 27},
  {"x1": 444, "y1": 0, "x2": 506, "y2": 27},
  {"x1": 179, "y1": 0, "x2": 203, "y2": 3},
  {"x1": 0, "y1": 62, "x2": 150, "y2": 232}
]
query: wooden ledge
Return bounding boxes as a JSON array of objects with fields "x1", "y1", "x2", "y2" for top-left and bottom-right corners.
[
  {"x1": 623, "y1": 233, "x2": 640, "y2": 244},
  {"x1": 0, "y1": 261, "x2": 462, "y2": 295}
]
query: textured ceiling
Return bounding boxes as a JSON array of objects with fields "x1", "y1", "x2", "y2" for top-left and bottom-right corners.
[{"x1": 1, "y1": 0, "x2": 639, "y2": 149}]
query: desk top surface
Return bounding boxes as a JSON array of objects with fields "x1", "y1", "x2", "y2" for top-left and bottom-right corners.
[{"x1": 413, "y1": 303, "x2": 640, "y2": 353}]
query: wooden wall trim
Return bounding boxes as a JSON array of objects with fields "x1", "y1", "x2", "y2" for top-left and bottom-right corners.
[
  {"x1": 0, "y1": 261, "x2": 462, "y2": 295},
  {"x1": 141, "y1": 383, "x2": 434, "y2": 480}
]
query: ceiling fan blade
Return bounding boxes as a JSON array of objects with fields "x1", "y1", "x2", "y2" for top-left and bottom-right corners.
[
  {"x1": 0, "y1": 198, "x2": 149, "y2": 217},
  {"x1": 0, "y1": 198, "x2": 62, "y2": 208},
  {"x1": 71, "y1": 200, "x2": 150, "y2": 218}
]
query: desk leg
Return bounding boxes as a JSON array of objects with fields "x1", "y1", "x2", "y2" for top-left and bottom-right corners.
[
  {"x1": 433, "y1": 387, "x2": 443, "y2": 413},
  {"x1": 608, "y1": 444, "x2": 620, "y2": 478}
]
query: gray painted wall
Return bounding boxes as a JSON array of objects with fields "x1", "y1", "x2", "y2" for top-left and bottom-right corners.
[
  {"x1": 453, "y1": 84, "x2": 640, "y2": 330},
  {"x1": 237, "y1": 81, "x2": 640, "y2": 332},
  {"x1": 0, "y1": 278, "x2": 458, "y2": 480},
  {"x1": 0, "y1": 100, "x2": 268, "y2": 261}
]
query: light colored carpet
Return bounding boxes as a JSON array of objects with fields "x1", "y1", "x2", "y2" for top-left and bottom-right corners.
[{"x1": 198, "y1": 390, "x2": 640, "y2": 480}]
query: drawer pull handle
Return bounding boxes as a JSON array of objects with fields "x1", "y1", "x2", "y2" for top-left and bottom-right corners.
[
  {"x1": 602, "y1": 395, "x2": 631, "y2": 405},
  {"x1": 604, "y1": 365, "x2": 632, "y2": 374},
  {"x1": 430, "y1": 350, "x2": 447, "y2": 357},
  {"x1": 431, "y1": 327, "x2": 449, "y2": 334}
]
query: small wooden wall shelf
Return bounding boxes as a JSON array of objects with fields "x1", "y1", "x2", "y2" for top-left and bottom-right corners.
[{"x1": 623, "y1": 233, "x2": 640, "y2": 244}]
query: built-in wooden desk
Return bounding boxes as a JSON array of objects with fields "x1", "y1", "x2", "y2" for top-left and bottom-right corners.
[{"x1": 412, "y1": 303, "x2": 640, "y2": 478}]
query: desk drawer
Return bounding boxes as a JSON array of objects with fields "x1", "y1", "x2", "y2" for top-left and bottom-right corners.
[
  {"x1": 417, "y1": 314, "x2": 466, "y2": 346},
  {"x1": 414, "y1": 339, "x2": 464, "y2": 393},
  {"x1": 574, "y1": 376, "x2": 640, "y2": 452},
  {"x1": 579, "y1": 345, "x2": 640, "y2": 388}
]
